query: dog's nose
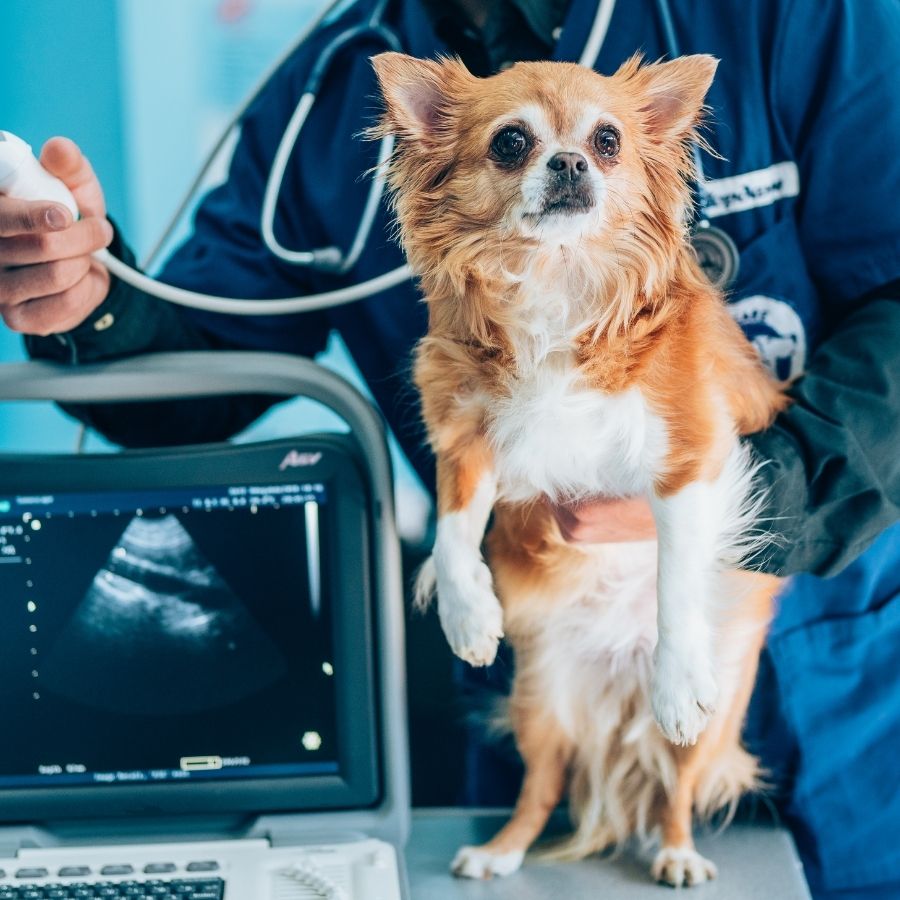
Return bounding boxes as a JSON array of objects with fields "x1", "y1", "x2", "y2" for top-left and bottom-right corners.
[{"x1": 547, "y1": 152, "x2": 588, "y2": 181}]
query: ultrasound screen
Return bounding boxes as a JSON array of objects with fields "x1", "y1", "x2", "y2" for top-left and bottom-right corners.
[{"x1": 0, "y1": 483, "x2": 339, "y2": 789}]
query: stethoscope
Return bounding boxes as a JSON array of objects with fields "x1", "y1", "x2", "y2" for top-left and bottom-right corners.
[
  {"x1": 260, "y1": 0, "x2": 401, "y2": 274},
  {"x1": 96, "y1": 0, "x2": 415, "y2": 316},
  {"x1": 85, "y1": 0, "x2": 622, "y2": 315},
  {"x1": 61, "y1": 0, "x2": 736, "y2": 316},
  {"x1": 655, "y1": 0, "x2": 740, "y2": 289}
]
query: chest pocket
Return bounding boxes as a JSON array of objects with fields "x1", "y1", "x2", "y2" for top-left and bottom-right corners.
[{"x1": 725, "y1": 213, "x2": 822, "y2": 382}]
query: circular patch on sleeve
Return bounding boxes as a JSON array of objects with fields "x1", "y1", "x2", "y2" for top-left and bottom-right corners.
[{"x1": 728, "y1": 295, "x2": 807, "y2": 381}]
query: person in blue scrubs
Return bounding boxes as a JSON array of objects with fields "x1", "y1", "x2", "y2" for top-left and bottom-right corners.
[{"x1": 1, "y1": 1, "x2": 899, "y2": 896}]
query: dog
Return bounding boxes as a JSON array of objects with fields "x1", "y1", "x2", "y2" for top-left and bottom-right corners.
[{"x1": 373, "y1": 51, "x2": 787, "y2": 887}]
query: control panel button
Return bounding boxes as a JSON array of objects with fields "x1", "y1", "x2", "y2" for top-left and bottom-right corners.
[
  {"x1": 100, "y1": 865, "x2": 135, "y2": 876},
  {"x1": 185, "y1": 862, "x2": 220, "y2": 872},
  {"x1": 15, "y1": 868, "x2": 49, "y2": 879}
]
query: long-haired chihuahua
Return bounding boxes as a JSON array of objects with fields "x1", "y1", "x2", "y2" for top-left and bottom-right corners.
[{"x1": 373, "y1": 51, "x2": 787, "y2": 887}]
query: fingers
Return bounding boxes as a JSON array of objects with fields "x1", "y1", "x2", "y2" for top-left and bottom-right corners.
[
  {"x1": 550, "y1": 503, "x2": 581, "y2": 542},
  {"x1": 40, "y1": 137, "x2": 107, "y2": 219},
  {"x1": 0, "y1": 215, "x2": 113, "y2": 266},
  {"x1": 0, "y1": 137, "x2": 113, "y2": 336},
  {"x1": 548, "y1": 495, "x2": 658, "y2": 544},
  {"x1": 547, "y1": 498, "x2": 602, "y2": 543},
  {"x1": 0, "y1": 197, "x2": 73, "y2": 238},
  {"x1": 2, "y1": 261, "x2": 109, "y2": 336},
  {"x1": 0, "y1": 256, "x2": 92, "y2": 307}
]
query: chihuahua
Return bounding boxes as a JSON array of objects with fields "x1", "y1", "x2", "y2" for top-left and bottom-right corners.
[{"x1": 373, "y1": 52, "x2": 786, "y2": 887}]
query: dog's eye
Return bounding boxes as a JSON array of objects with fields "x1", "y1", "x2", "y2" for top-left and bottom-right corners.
[
  {"x1": 594, "y1": 125, "x2": 620, "y2": 159},
  {"x1": 491, "y1": 127, "x2": 530, "y2": 162}
]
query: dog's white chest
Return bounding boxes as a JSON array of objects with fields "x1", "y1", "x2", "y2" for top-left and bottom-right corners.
[{"x1": 486, "y1": 355, "x2": 667, "y2": 502}]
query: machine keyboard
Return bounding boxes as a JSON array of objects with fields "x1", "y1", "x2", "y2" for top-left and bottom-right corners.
[{"x1": 0, "y1": 879, "x2": 224, "y2": 899}]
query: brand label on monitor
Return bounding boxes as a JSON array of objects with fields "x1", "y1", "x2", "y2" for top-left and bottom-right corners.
[{"x1": 279, "y1": 450, "x2": 323, "y2": 471}]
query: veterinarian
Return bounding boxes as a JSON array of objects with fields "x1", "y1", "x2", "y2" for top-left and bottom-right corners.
[{"x1": 0, "y1": 1, "x2": 898, "y2": 896}]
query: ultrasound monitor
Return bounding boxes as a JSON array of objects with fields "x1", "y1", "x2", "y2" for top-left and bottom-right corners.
[{"x1": 0, "y1": 437, "x2": 380, "y2": 821}]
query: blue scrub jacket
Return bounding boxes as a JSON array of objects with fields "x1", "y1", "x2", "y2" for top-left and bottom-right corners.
[{"x1": 156, "y1": 1, "x2": 900, "y2": 895}]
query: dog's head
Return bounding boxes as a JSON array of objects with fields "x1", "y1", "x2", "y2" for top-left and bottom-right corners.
[{"x1": 372, "y1": 53, "x2": 717, "y2": 310}]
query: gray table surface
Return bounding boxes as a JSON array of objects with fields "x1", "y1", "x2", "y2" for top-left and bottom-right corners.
[{"x1": 406, "y1": 810, "x2": 811, "y2": 899}]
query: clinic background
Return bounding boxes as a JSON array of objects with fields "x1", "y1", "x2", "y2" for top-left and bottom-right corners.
[{"x1": 0, "y1": 0, "x2": 430, "y2": 540}]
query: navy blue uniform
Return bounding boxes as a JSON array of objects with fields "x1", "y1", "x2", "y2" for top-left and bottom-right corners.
[{"x1": 28, "y1": 2, "x2": 900, "y2": 895}]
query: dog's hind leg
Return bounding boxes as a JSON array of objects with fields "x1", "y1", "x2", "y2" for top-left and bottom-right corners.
[
  {"x1": 652, "y1": 572, "x2": 778, "y2": 887},
  {"x1": 451, "y1": 709, "x2": 572, "y2": 879},
  {"x1": 652, "y1": 744, "x2": 721, "y2": 887}
]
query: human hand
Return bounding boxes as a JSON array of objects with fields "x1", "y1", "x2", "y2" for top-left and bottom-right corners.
[
  {"x1": 0, "y1": 137, "x2": 113, "y2": 336},
  {"x1": 548, "y1": 495, "x2": 657, "y2": 543}
]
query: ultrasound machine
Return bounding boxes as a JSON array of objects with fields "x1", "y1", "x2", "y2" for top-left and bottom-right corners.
[{"x1": 0, "y1": 352, "x2": 409, "y2": 899}]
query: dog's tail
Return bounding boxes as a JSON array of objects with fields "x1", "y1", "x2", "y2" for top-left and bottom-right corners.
[
  {"x1": 539, "y1": 729, "x2": 670, "y2": 862},
  {"x1": 694, "y1": 741, "x2": 765, "y2": 827},
  {"x1": 538, "y1": 736, "x2": 762, "y2": 863}
]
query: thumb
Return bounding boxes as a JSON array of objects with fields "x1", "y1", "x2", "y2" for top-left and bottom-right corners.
[{"x1": 39, "y1": 137, "x2": 107, "y2": 220}]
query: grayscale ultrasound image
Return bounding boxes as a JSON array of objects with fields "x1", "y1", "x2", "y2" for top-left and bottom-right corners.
[
  {"x1": 42, "y1": 514, "x2": 287, "y2": 715},
  {"x1": 0, "y1": 494, "x2": 338, "y2": 784}
]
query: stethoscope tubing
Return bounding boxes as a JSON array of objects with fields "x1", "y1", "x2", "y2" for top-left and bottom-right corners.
[
  {"x1": 102, "y1": 0, "x2": 618, "y2": 315},
  {"x1": 96, "y1": 247, "x2": 413, "y2": 315},
  {"x1": 140, "y1": 0, "x2": 348, "y2": 271},
  {"x1": 654, "y1": 0, "x2": 740, "y2": 287},
  {"x1": 260, "y1": 23, "x2": 401, "y2": 272},
  {"x1": 654, "y1": 0, "x2": 712, "y2": 212}
]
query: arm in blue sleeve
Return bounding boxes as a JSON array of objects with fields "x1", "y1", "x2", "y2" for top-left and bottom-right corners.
[
  {"x1": 748, "y1": 284, "x2": 900, "y2": 577},
  {"x1": 745, "y1": 0, "x2": 900, "y2": 575},
  {"x1": 25, "y1": 226, "x2": 285, "y2": 448},
  {"x1": 25, "y1": 21, "x2": 346, "y2": 447}
]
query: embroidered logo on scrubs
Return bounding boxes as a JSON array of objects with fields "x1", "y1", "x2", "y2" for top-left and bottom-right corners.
[
  {"x1": 728, "y1": 295, "x2": 807, "y2": 381},
  {"x1": 701, "y1": 161, "x2": 800, "y2": 219}
]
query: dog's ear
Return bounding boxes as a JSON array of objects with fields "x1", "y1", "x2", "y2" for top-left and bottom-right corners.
[
  {"x1": 372, "y1": 52, "x2": 472, "y2": 143},
  {"x1": 619, "y1": 54, "x2": 718, "y2": 142}
]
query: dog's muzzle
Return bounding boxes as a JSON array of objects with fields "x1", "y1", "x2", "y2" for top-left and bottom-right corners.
[{"x1": 541, "y1": 151, "x2": 595, "y2": 215}]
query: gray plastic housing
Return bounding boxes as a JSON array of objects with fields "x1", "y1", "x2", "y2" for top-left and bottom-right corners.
[{"x1": 0, "y1": 352, "x2": 410, "y2": 856}]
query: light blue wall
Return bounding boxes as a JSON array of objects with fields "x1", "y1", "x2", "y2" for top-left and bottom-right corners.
[
  {"x1": 0, "y1": 2, "x2": 430, "y2": 536},
  {"x1": 0, "y1": 0, "x2": 129, "y2": 451},
  {"x1": 0, "y1": 3, "x2": 130, "y2": 226},
  {"x1": 118, "y1": 0, "x2": 323, "y2": 261},
  {"x1": 0, "y1": 0, "x2": 327, "y2": 453}
]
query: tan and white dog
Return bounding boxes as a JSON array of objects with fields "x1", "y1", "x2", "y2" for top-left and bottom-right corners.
[{"x1": 373, "y1": 52, "x2": 787, "y2": 887}]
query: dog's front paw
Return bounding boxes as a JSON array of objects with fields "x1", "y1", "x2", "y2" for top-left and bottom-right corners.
[
  {"x1": 651, "y1": 648, "x2": 718, "y2": 746},
  {"x1": 451, "y1": 845, "x2": 524, "y2": 879},
  {"x1": 436, "y1": 559, "x2": 504, "y2": 667},
  {"x1": 651, "y1": 846, "x2": 717, "y2": 887}
]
